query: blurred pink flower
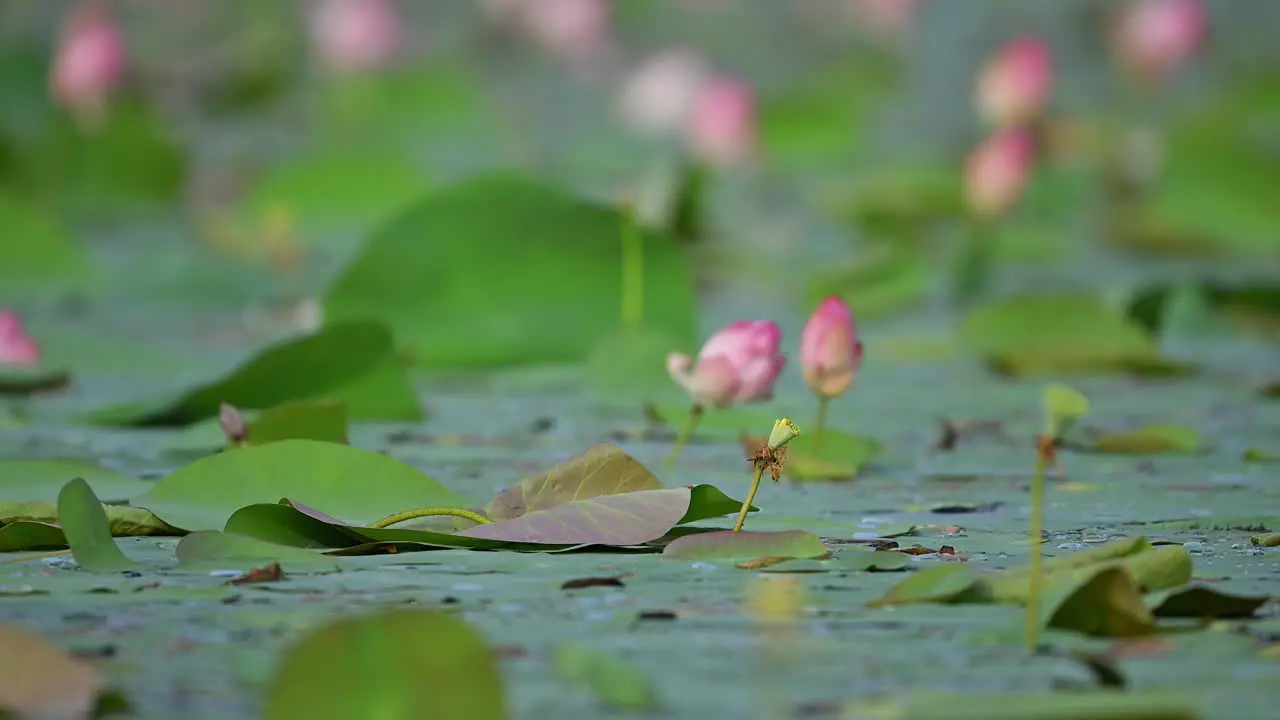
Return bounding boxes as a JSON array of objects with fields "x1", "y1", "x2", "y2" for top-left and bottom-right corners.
[
  {"x1": 617, "y1": 48, "x2": 710, "y2": 137},
  {"x1": 0, "y1": 311, "x2": 40, "y2": 367},
  {"x1": 49, "y1": 2, "x2": 124, "y2": 122},
  {"x1": 485, "y1": 0, "x2": 611, "y2": 68},
  {"x1": 849, "y1": 0, "x2": 919, "y2": 39},
  {"x1": 684, "y1": 76, "x2": 756, "y2": 168},
  {"x1": 800, "y1": 296, "x2": 863, "y2": 400},
  {"x1": 965, "y1": 129, "x2": 1035, "y2": 220},
  {"x1": 977, "y1": 35, "x2": 1053, "y2": 129},
  {"x1": 667, "y1": 320, "x2": 785, "y2": 408},
  {"x1": 1115, "y1": 0, "x2": 1206, "y2": 85},
  {"x1": 310, "y1": 0, "x2": 401, "y2": 75}
]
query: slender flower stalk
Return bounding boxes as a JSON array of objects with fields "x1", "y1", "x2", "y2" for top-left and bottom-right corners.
[
  {"x1": 665, "y1": 321, "x2": 785, "y2": 466},
  {"x1": 619, "y1": 197, "x2": 644, "y2": 329},
  {"x1": 734, "y1": 418, "x2": 800, "y2": 532}
]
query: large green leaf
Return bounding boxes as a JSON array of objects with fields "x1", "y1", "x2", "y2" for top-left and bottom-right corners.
[
  {"x1": 175, "y1": 531, "x2": 340, "y2": 572},
  {"x1": 162, "y1": 399, "x2": 350, "y2": 455},
  {"x1": 56, "y1": 478, "x2": 140, "y2": 573},
  {"x1": 264, "y1": 610, "x2": 506, "y2": 720},
  {"x1": 0, "y1": 368, "x2": 71, "y2": 396},
  {"x1": 135, "y1": 439, "x2": 466, "y2": 532},
  {"x1": 553, "y1": 643, "x2": 658, "y2": 711},
  {"x1": 0, "y1": 460, "x2": 151, "y2": 504},
  {"x1": 0, "y1": 193, "x2": 90, "y2": 295},
  {"x1": 239, "y1": 150, "x2": 428, "y2": 236},
  {"x1": 19, "y1": 101, "x2": 185, "y2": 213},
  {"x1": 323, "y1": 173, "x2": 697, "y2": 368},
  {"x1": 83, "y1": 321, "x2": 421, "y2": 426},
  {"x1": 960, "y1": 293, "x2": 1183, "y2": 376}
]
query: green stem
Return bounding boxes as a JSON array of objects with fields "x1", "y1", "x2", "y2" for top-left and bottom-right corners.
[
  {"x1": 955, "y1": 216, "x2": 993, "y2": 305},
  {"x1": 813, "y1": 395, "x2": 830, "y2": 455},
  {"x1": 368, "y1": 507, "x2": 491, "y2": 530},
  {"x1": 733, "y1": 465, "x2": 766, "y2": 532},
  {"x1": 620, "y1": 198, "x2": 644, "y2": 329},
  {"x1": 1025, "y1": 448, "x2": 1049, "y2": 651},
  {"x1": 663, "y1": 404, "x2": 702, "y2": 467}
]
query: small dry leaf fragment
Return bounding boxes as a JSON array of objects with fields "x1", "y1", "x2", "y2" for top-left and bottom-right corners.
[
  {"x1": 735, "y1": 555, "x2": 793, "y2": 570},
  {"x1": 560, "y1": 576, "x2": 627, "y2": 590},
  {"x1": 635, "y1": 610, "x2": 677, "y2": 621},
  {"x1": 219, "y1": 402, "x2": 248, "y2": 445},
  {"x1": 0, "y1": 624, "x2": 105, "y2": 719},
  {"x1": 228, "y1": 562, "x2": 285, "y2": 586}
]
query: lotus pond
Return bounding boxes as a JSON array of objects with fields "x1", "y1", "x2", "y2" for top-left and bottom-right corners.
[{"x1": 1, "y1": 2, "x2": 1278, "y2": 719}]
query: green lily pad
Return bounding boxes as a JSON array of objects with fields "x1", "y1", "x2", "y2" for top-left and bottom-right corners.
[
  {"x1": 759, "y1": 550, "x2": 908, "y2": 573},
  {"x1": 1, "y1": 500, "x2": 174, "y2": 537},
  {"x1": 1243, "y1": 448, "x2": 1280, "y2": 463},
  {"x1": 135, "y1": 439, "x2": 466, "y2": 532},
  {"x1": 0, "y1": 193, "x2": 90, "y2": 295},
  {"x1": 21, "y1": 102, "x2": 185, "y2": 214},
  {"x1": 661, "y1": 529, "x2": 828, "y2": 563},
  {"x1": 782, "y1": 430, "x2": 886, "y2": 481},
  {"x1": 0, "y1": 367, "x2": 71, "y2": 396},
  {"x1": 1087, "y1": 425, "x2": 1202, "y2": 455},
  {"x1": 239, "y1": 150, "x2": 428, "y2": 236},
  {"x1": 322, "y1": 173, "x2": 697, "y2": 368},
  {"x1": 264, "y1": 610, "x2": 506, "y2": 720},
  {"x1": 84, "y1": 321, "x2": 421, "y2": 426},
  {"x1": 1146, "y1": 585, "x2": 1271, "y2": 619},
  {"x1": 56, "y1": 478, "x2": 140, "y2": 573},
  {"x1": 175, "y1": 531, "x2": 340, "y2": 573},
  {"x1": 804, "y1": 244, "x2": 929, "y2": 320},
  {"x1": 961, "y1": 293, "x2": 1186, "y2": 376},
  {"x1": 1043, "y1": 383, "x2": 1090, "y2": 437},
  {"x1": 161, "y1": 399, "x2": 350, "y2": 454},
  {"x1": 0, "y1": 522, "x2": 70, "y2": 553},
  {"x1": 867, "y1": 564, "x2": 982, "y2": 607},
  {"x1": 1038, "y1": 565, "x2": 1157, "y2": 637},
  {"x1": 0, "y1": 460, "x2": 151, "y2": 504},
  {"x1": 553, "y1": 643, "x2": 657, "y2": 711},
  {"x1": 831, "y1": 162, "x2": 964, "y2": 240}
]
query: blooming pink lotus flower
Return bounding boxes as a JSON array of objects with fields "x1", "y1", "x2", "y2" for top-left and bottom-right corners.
[
  {"x1": 965, "y1": 129, "x2": 1035, "y2": 220},
  {"x1": 977, "y1": 36, "x2": 1053, "y2": 129},
  {"x1": 667, "y1": 321, "x2": 785, "y2": 409},
  {"x1": 800, "y1": 297, "x2": 864, "y2": 400},
  {"x1": 310, "y1": 0, "x2": 401, "y2": 75},
  {"x1": 49, "y1": 2, "x2": 125, "y2": 124},
  {"x1": 0, "y1": 311, "x2": 41, "y2": 367},
  {"x1": 684, "y1": 76, "x2": 756, "y2": 168},
  {"x1": 617, "y1": 49, "x2": 711, "y2": 138},
  {"x1": 1114, "y1": 0, "x2": 1206, "y2": 86}
]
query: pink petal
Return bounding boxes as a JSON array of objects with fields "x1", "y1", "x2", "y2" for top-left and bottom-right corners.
[
  {"x1": 735, "y1": 355, "x2": 785, "y2": 403},
  {"x1": 690, "y1": 355, "x2": 741, "y2": 408}
]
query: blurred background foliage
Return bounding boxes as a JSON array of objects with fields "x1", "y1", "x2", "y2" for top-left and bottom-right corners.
[{"x1": 0, "y1": 0, "x2": 1278, "y2": 421}]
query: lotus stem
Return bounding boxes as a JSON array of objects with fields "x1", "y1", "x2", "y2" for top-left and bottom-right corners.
[
  {"x1": 1025, "y1": 443, "x2": 1050, "y2": 651},
  {"x1": 664, "y1": 403, "x2": 703, "y2": 467},
  {"x1": 368, "y1": 508, "x2": 491, "y2": 530},
  {"x1": 733, "y1": 465, "x2": 766, "y2": 533},
  {"x1": 813, "y1": 395, "x2": 830, "y2": 455},
  {"x1": 620, "y1": 197, "x2": 644, "y2": 329}
]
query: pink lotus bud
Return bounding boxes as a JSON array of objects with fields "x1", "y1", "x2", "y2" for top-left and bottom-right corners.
[
  {"x1": 800, "y1": 297, "x2": 863, "y2": 400},
  {"x1": 1114, "y1": 0, "x2": 1206, "y2": 86},
  {"x1": 0, "y1": 311, "x2": 41, "y2": 367},
  {"x1": 617, "y1": 49, "x2": 711, "y2": 137},
  {"x1": 684, "y1": 76, "x2": 756, "y2": 168},
  {"x1": 310, "y1": 0, "x2": 401, "y2": 75},
  {"x1": 849, "y1": 0, "x2": 919, "y2": 39},
  {"x1": 49, "y1": 2, "x2": 125, "y2": 121},
  {"x1": 976, "y1": 36, "x2": 1053, "y2": 129},
  {"x1": 667, "y1": 320, "x2": 785, "y2": 408},
  {"x1": 965, "y1": 129, "x2": 1035, "y2": 220}
]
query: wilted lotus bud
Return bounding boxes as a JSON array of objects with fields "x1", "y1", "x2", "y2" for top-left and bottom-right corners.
[
  {"x1": 667, "y1": 320, "x2": 785, "y2": 409},
  {"x1": 976, "y1": 35, "x2": 1053, "y2": 129},
  {"x1": 219, "y1": 402, "x2": 248, "y2": 446},
  {"x1": 965, "y1": 129, "x2": 1035, "y2": 220},
  {"x1": 684, "y1": 76, "x2": 756, "y2": 168},
  {"x1": 310, "y1": 0, "x2": 401, "y2": 75},
  {"x1": 0, "y1": 311, "x2": 41, "y2": 367},
  {"x1": 617, "y1": 48, "x2": 711, "y2": 137},
  {"x1": 800, "y1": 296, "x2": 864, "y2": 400},
  {"x1": 49, "y1": 1, "x2": 125, "y2": 125},
  {"x1": 1114, "y1": 0, "x2": 1206, "y2": 86}
]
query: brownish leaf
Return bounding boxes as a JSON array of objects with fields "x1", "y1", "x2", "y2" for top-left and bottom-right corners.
[
  {"x1": 0, "y1": 624, "x2": 105, "y2": 719},
  {"x1": 483, "y1": 443, "x2": 663, "y2": 522},
  {"x1": 220, "y1": 402, "x2": 247, "y2": 445},
  {"x1": 560, "y1": 576, "x2": 628, "y2": 590}
]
